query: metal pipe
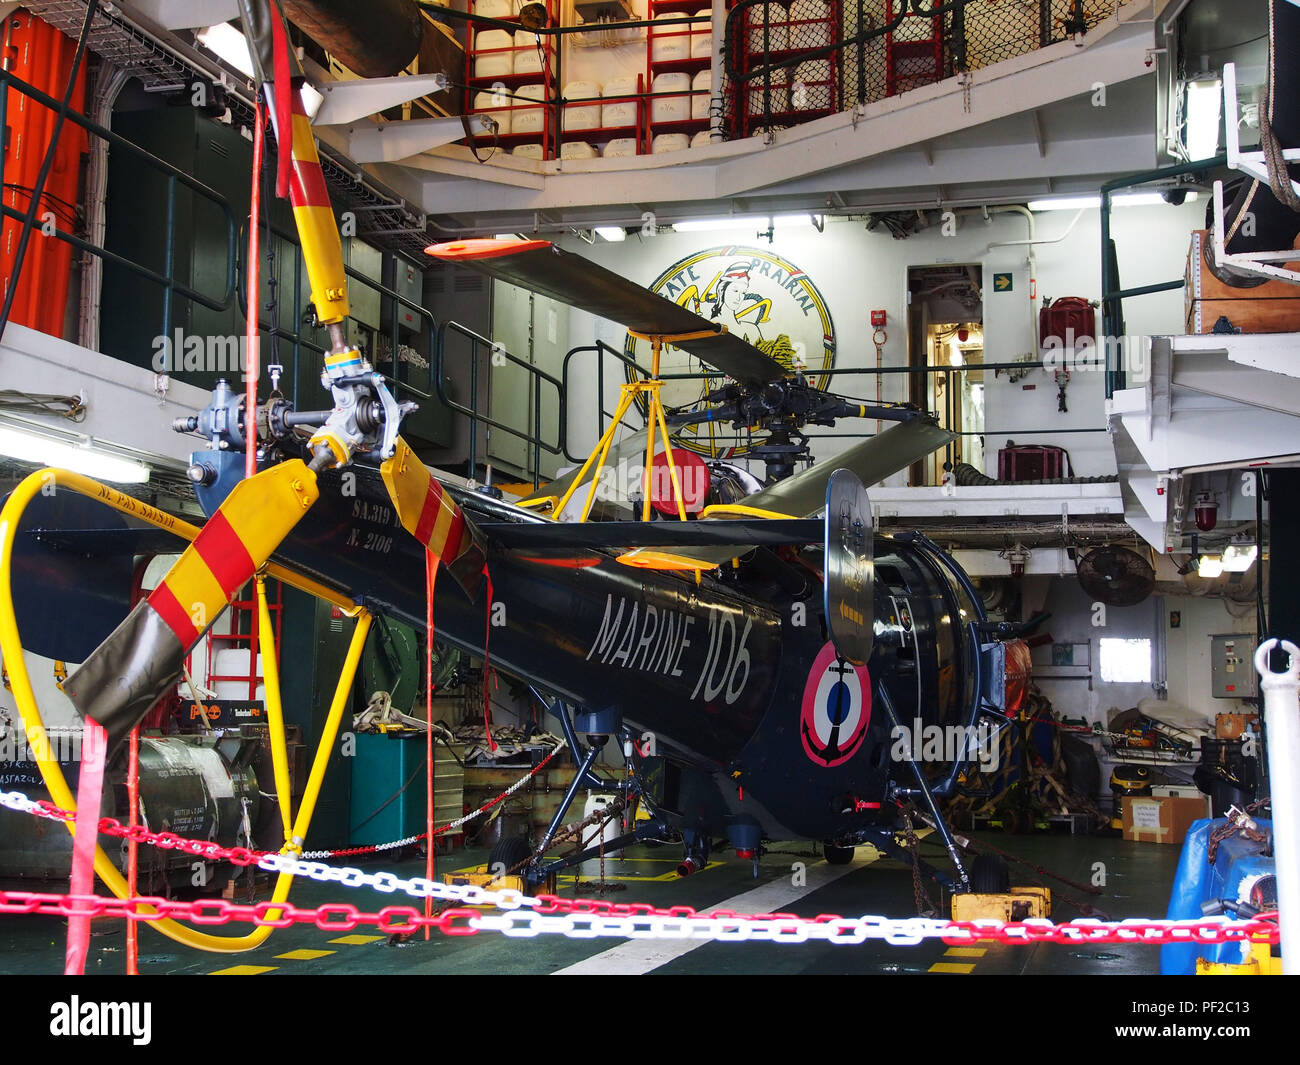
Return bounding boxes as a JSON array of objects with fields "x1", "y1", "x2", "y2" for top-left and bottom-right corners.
[{"x1": 1254, "y1": 639, "x2": 1299, "y2": 975}]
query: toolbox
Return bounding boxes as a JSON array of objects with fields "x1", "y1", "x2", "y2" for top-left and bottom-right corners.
[{"x1": 997, "y1": 443, "x2": 1071, "y2": 482}]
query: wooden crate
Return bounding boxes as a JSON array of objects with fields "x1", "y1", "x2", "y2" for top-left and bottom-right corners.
[{"x1": 1184, "y1": 230, "x2": 1300, "y2": 334}]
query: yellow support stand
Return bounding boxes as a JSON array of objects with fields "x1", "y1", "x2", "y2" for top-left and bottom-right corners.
[{"x1": 553, "y1": 329, "x2": 717, "y2": 523}]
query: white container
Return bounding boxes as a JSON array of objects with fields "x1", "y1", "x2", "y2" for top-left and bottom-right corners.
[
  {"x1": 564, "y1": 80, "x2": 601, "y2": 131},
  {"x1": 792, "y1": 59, "x2": 831, "y2": 110},
  {"x1": 747, "y1": 6, "x2": 789, "y2": 53},
  {"x1": 652, "y1": 12, "x2": 690, "y2": 63},
  {"x1": 602, "y1": 75, "x2": 639, "y2": 128},
  {"x1": 514, "y1": 34, "x2": 548, "y2": 76},
  {"x1": 691, "y1": 70, "x2": 711, "y2": 120},
  {"x1": 512, "y1": 143, "x2": 545, "y2": 159},
  {"x1": 560, "y1": 140, "x2": 596, "y2": 159},
  {"x1": 581, "y1": 793, "x2": 623, "y2": 856},
  {"x1": 474, "y1": 0, "x2": 514, "y2": 17},
  {"x1": 602, "y1": 137, "x2": 638, "y2": 157},
  {"x1": 691, "y1": 30, "x2": 712, "y2": 60},
  {"x1": 474, "y1": 29, "x2": 514, "y2": 79},
  {"x1": 690, "y1": 129, "x2": 713, "y2": 148},
  {"x1": 473, "y1": 90, "x2": 512, "y2": 135},
  {"x1": 652, "y1": 132, "x2": 689, "y2": 154},
  {"x1": 512, "y1": 83, "x2": 547, "y2": 133},
  {"x1": 652, "y1": 72, "x2": 690, "y2": 123}
]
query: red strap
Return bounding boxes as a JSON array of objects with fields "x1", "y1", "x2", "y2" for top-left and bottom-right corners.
[
  {"x1": 65, "y1": 719, "x2": 107, "y2": 974},
  {"x1": 481, "y1": 567, "x2": 497, "y2": 751},
  {"x1": 424, "y1": 549, "x2": 437, "y2": 936},
  {"x1": 269, "y1": 10, "x2": 292, "y2": 200}
]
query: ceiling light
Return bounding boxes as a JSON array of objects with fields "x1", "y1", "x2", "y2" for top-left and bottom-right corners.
[
  {"x1": 1222, "y1": 542, "x2": 1257, "y2": 573},
  {"x1": 1026, "y1": 192, "x2": 1198, "y2": 212},
  {"x1": 196, "y1": 23, "x2": 255, "y2": 80},
  {"x1": 594, "y1": 226, "x2": 626, "y2": 242},
  {"x1": 671, "y1": 214, "x2": 815, "y2": 233},
  {"x1": 1197, "y1": 554, "x2": 1224, "y2": 579},
  {"x1": 1185, "y1": 79, "x2": 1222, "y2": 162},
  {"x1": 0, "y1": 425, "x2": 150, "y2": 484}
]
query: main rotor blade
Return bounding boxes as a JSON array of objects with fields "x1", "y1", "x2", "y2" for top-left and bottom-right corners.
[
  {"x1": 381, "y1": 437, "x2": 486, "y2": 598},
  {"x1": 64, "y1": 462, "x2": 320, "y2": 751},
  {"x1": 742, "y1": 417, "x2": 955, "y2": 517},
  {"x1": 425, "y1": 239, "x2": 788, "y2": 386}
]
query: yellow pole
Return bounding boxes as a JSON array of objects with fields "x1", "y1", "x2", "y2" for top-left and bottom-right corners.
[
  {"x1": 652, "y1": 387, "x2": 689, "y2": 521},
  {"x1": 255, "y1": 574, "x2": 293, "y2": 842},
  {"x1": 289, "y1": 611, "x2": 372, "y2": 851}
]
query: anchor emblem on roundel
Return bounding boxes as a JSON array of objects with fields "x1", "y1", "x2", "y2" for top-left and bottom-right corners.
[{"x1": 799, "y1": 641, "x2": 872, "y2": 768}]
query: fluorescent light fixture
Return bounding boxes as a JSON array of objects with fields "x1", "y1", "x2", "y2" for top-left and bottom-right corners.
[
  {"x1": 672, "y1": 214, "x2": 815, "y2": 233},
  {"x1": 1185, "y1": 79, "x2": 1222, "y2": 162},
  {"x1": 948, "y1": 340, "x2": 964, "y2": 366},
  {"x1": 196, "y1": 23, "x2": 255, "y2": 80},
  {"x1": 1222, "y1": 542, "x2": 1257, "y2": 573},
  {"x1": 1027, "y1": 195, "x2": 1101, "y2": 211},
  {"x1": 0, "y1": 425, "x2": 150, "y2": 484},
  {"x1": 1197, "y1": 554, "x2": 1225, "y2": 579},
  {"x1": 1026, "y1": 192, "x2": 1198, "y2": 211},
  {"x1": 594, "y1": 226, "x2": 626, "y2": 242}
]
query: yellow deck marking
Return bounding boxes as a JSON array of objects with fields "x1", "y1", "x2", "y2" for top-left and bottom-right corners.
[
  {"x1": 928, "y1": 962, "x2": 976, "y2": 974},
  {"x1": 556, "y1": 860, "x2": 724, "y2": 884},
  {"x1": 210, "y1": 965, "x2": 277, "y2": 975},
  {"x1": 328, "y1": 934, "x2": 385, "y2": 945},
  {"x1": 944, "y1": 947, "x2": 987, "y2": 958},
  {"x1": 276, "y1": 949, "x2": 336, "y2": 960}
]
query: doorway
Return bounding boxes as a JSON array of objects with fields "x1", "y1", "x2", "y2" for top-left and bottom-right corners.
[{"x1": 907, "y1": 264, "x2": 985, "y2": 485}]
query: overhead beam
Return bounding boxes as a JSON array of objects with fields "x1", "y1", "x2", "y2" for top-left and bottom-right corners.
[
  {"x1": 126, "y1": 0, "x2": 242, "y2": 30},
  {"x1": 345, "y1": 115, "x2": 493, "y2": 163}
]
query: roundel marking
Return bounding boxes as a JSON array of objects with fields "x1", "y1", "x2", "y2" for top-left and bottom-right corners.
[{"x1": 799, "y1": 641, "x2": 872, "y2": 768}]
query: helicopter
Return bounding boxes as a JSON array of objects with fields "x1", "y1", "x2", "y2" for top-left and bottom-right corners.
[{"x1": 6, "y1": 0, "x2": 1032, "y2": 933}]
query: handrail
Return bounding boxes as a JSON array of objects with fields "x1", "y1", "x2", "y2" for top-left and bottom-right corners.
[
  {"x1": 560, "y1": 339, "x2": 655, "y2": 463},
  {"x1": 435, "y1": 319, "x2": 564, "y2": 486}
]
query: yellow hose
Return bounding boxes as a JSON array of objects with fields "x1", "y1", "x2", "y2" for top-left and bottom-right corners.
[
  {"x1": 0, "y1": 468, "x2": 368, "y2": 952},
  {"x1": 255, "y1": 575, "x2": 293, "y2": 842}
]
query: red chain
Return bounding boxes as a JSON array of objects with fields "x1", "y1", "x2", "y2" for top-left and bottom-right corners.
[
  {"x1": 0, "y1": 889, "x2": 478, "y2": 935},
  {"x1": 0, "y1": 889, "x2": 1278, "y2": 945}
]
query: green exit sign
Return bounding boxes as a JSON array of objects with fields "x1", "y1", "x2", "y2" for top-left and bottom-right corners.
[{"x1": 993, "y1": 273, "x2": 1013, "y2": 292}]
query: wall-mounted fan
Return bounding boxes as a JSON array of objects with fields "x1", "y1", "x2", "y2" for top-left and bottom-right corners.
[{"x1": 1076, "y1": 546, "x2": 1155, "y2": 606}]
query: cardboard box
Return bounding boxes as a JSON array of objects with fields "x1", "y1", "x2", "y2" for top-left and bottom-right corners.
[
  {"x1": 1185, "y1": 230, "x2": 1300, "y2": 334},
  {"x1": 1216, "y1": 713, "x2": 1258, "y2": 740},
  {"x1": 1121, "y1": 795, "x2": 1211, "y2": 845}
]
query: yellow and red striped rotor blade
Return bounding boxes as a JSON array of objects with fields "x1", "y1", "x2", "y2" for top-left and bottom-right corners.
[
  {"x1": 381, "y1": 438, "x2": 485, "y2": 597},
  {"x1": 64, "y1": 461, "x2": 319, "y2": 748}
]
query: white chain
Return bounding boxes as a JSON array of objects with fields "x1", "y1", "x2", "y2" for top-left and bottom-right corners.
[
  {"x1": 299, "y1": 738, "x2": 568, "y2": 859},
  {"x1": 0, "y1": 789, "x2": 49, "y2": 818},
  {"x1": 1, "y1": 788, "x2": 1263, "y2": 948}
]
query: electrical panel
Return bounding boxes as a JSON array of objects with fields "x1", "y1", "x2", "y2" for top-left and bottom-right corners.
[{"x1": 1210, "y1": 633, "x2": 1257, "y2": 699}]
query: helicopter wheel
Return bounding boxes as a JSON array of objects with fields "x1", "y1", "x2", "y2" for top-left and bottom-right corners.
[
  {"x1": 488, "y1": 834, "x2": 535, "y2": 881},
  {"x1": 823, "y1": 843, "x2": 856, "y2": 866},
  {"x1": 968, "y1": 854, "x2": 1010, "y2": 894}
]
